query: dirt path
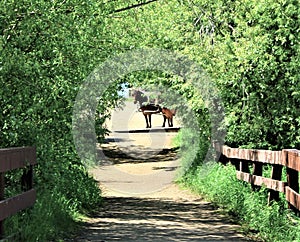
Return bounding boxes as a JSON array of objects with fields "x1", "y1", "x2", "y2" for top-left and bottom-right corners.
[{"x1": 70, "y1": 101, "x2": 252, "y2": 241}]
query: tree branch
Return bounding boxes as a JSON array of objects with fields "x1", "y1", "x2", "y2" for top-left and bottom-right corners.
[{"x1": 110, "y1": 0, "x2": 159, "y2": 14}]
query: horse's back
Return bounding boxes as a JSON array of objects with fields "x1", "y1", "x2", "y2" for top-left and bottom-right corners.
[{"x1": 139, "y1": 104, "x2": 160, "y2": 112}]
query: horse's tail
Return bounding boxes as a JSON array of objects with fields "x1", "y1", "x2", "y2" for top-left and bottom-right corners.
[{"x1": 171, "y1": 109, "x2": 176, "y2": 116}]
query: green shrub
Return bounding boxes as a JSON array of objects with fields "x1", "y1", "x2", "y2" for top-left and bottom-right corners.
[
  {"x1": 5, "y1": 190, "x2": 76, "y2": 241},
  {"x1": 181, "y1": 163, "x2": 300, "y2": 241}
]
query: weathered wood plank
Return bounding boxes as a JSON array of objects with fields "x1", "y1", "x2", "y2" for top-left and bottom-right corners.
[
  {"x1": 236, "y1": 171, "x2": 286, "y2": 192},
  {"x1": 0, "y1": 147, "x2": 36, "y2": 172},
  {"x1": 221, "y1": 146, "x2": 282, "y2": 164},
  {"x1": 285, "y1": 186, "x2": 300, "y2": 211},
  {"x1": 283, "y1": 150, "x2": 300, "y2": 171},
  {"x1": 0, "y1": 189, "x2": 36, "y2": 221}
]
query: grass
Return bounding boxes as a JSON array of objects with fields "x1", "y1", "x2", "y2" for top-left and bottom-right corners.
[
  {"x1": 3, "y1": 164, "x2": 102, "y2": 241},
  {"x1": 179, "y1": 162, "x2": 300, "y2": 241}
]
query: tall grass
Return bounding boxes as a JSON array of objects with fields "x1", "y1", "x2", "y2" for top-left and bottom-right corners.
[
  {"x1": 5, "y1": 190, "x2": 78, "y2": 241},
  {"x1": 180, "y1": 163, "x2": 300, "y2": 241}
]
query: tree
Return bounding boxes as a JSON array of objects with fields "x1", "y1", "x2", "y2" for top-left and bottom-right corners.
[
  {"x1": 0, "y1": 0, "x2": 120, "y2": 239},
  {"x1": 183, "y1": 0, "x2": 300, "y2": 149}
]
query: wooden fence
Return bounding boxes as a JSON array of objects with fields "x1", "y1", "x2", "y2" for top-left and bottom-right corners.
[
  {"x1": 213, "y1": 142, "x2": 300, "y2": 213},
  {"x1": 0, "y1": 147, "x2": 37, "y2": 239}
]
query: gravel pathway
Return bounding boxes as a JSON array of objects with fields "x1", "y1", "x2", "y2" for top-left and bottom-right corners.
[{"x1": 69, "y1": 101, "x2": 252, "y2": 241}]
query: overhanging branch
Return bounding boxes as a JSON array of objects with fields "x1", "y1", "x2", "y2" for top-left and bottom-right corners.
[{"x1": 110, "y1": 0, "x2": 159, "y2": 14}]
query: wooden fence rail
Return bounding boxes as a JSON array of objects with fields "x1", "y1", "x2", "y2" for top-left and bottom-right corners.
[
  {"x1": 213, "y1": 142, "x2": 300, "y2": 213},
  {"x1": 0, "y1": 147, "x2": 37, "y2": 239}
]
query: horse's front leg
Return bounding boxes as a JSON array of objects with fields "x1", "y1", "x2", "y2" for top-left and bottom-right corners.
[
  {"x1": 162, "y1": 115, "x2": 166, "y2": 127},
  {"x1": 144, "y1": 114, "x2": 150, "y2": 128},
  {"x1": 148, "y1": 114, "x2": 152, "y2": 128}
]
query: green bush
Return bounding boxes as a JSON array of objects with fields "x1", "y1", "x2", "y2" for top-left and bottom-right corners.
[{"x1": 181, "y1": 163, "x2": 300, "y2": 241}]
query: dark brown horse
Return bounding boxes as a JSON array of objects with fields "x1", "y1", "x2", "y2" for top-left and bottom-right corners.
[
  {"x1": 133, "y1": 90, "x2": 176, "y2": 128},
  {"x1": 139, "y1": 104, "x2": 161, "y2": 128}
]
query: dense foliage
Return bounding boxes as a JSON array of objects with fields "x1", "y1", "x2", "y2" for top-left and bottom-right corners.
[
  {"x1": 1, "y1": 0, "x2": 299, "y2": 240},
  {"x1": 183, "y1": 0, "x2": 300, "y2": 149},
  {"x1": 0, "y1": 1, "x2": 121, "y2": 240}
]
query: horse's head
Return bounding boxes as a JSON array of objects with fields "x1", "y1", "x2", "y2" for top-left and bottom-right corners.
[
  {"x1": 133, "y1": 90, "x2": 148, "y2": 106},
  {"x1": 133, "y1": 90, "x2": 139, "y2": 104}
]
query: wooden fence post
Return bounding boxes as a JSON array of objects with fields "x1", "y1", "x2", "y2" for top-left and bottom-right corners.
[
  {"x1": 229, "y1": 159, "x2": 239, "y2": 171},
  {"x1": 252, "y1": 162, "x2": 263, "y2": 191},
  {"x1": 0, "y1": 172, "x2": 4, "y2": 239},
  {"x1": 268, "y1": 164, "x2": 283, "y2": 204},
  {"x1": 286, "y1": 167, "x2": 299, "y2": 214},
  {"x1": 284, "y1": 149, "x2": 300, "y2": 214},
  {"x1": 21, "y1": 165, "x2": 33, "y2": 191},
  {"x1": 240, "y1": 159, "x2": 250, "y2": 173}
]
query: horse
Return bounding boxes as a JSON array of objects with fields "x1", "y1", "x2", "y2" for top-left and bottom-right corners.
[
  {"x1": 139, "y1": 104, "x2": 161, "y2": 128},
  {"x1": 161, "y1": 107, "x2": 176, "y2": 127}
]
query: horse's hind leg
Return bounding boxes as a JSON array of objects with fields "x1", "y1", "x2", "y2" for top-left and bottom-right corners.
[{"x1": 169, "y1": 117, "x2": 173, "y2": 127}]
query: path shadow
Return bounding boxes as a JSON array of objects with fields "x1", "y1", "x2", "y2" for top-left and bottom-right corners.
[
  {"x1": 114, "y1": 127, "x2": 180, "y2": 133},
  {"x1": 97, "y1": 145, "x2": 179, "y2": 165},
  {"x1": 72, "y1": 197, "x2": 250, "y2": 242}
]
